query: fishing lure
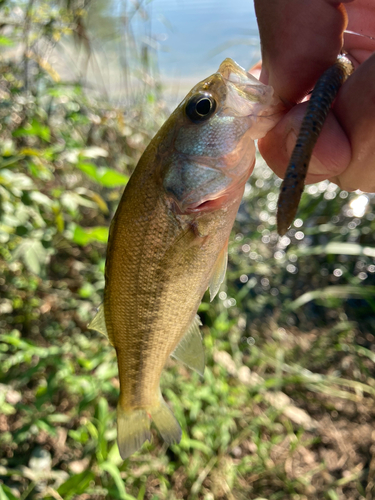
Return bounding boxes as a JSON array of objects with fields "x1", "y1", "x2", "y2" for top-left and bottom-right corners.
[{"x1": 276, "y1": 54, "x2": 354, "y2": 236}]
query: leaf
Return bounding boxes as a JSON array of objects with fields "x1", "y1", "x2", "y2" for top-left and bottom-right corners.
[
  {"x1": 0, "y1": 36, "x2": 14, "y2": 47},
  {"x1": 78, "y1": 283, "x2": 95, "y2": 298},
  {"x1": 20, "y1": 148, "x2": 42, "y2": 157},
  {"x1": 76, "y1": 162, "x2": 98, "y2": 181},
  {"x1": 77, "y1": 162, "x2": 129, "y2": 188},
  {"x1": 0, "y1": 156, "x2": 24, "y2": 169},
  {"x1": 0, "y1": 170, "x2": 35, "y2": 190},
  {"x1": 61, "y1": 192, "x2": 96, "y2": 212},
  {"x1": 47, "y1": 86, "x2": 79, "y2": 98},
  {"x1": 90, "y1": 192, "x2": 109, "y2": 214},
  {"x1": 27, "y1": 161, "x2": 53, "y2": 181},
  {"x1": 179, "y1": 437, "x2": 213, "y2": 455},
  {"x1": 55, "y1": 213, "x2": 65, "y2": 232},
  {"x1": 100, "y1": 462, "x2": 137, "y2": 500},
  {"x1": 13, "y1": 119, "x2": 50, "y2": 142},
  {"x1": 107, "y1": 443, "x2": 123, "y2": 466},
  {"x1": 72, "y1": 225, "x2": 109, "y2": 246},
  {"x1": 287, "y1": 285, "x2": 375, "y2": 311},
  {"x1": 36, "y1": 418, "x2": 57, "y2": 436},
  {"x1": 98, "y1": 170, "x2": 129, "y2": 188},
  {"x1": 57, "y1": 470, "x2": 95, "y2": 499},
  {"x1": 1, "y1": 139, "x2": 16, "y2": 157},
  {"x1": 294, "y1": 242, "x2": 375, "y2": 258},
  {"x1": 12, "y1": 239, "x2": 48, "y2": 275},
  {"x1": 82, "y1": 147, "x2": 108, "y2": 158},
  {"x1": 29, "y1": 191, "x2": 53, "y2": 207},
  {"x1": 0, "y1": 485, "x2": 18, "y2": 500},
  {"x1": 97, "y1": 397, "x2": 109, "y2": 425}
]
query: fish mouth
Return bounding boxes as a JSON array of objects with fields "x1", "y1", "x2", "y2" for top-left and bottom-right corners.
[
  {"x1": 218, "y1": 58, "x2": 274, "y2": 106},
  {"x1": 217, "y1": 58, "x2": 284, "y2": 135},
  {"x1": 219, "y1": 59, "x2": 258, "y2": 87}
]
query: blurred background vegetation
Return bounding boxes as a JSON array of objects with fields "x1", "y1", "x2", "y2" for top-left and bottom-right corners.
[{"x1": 1, "y1": 1, "x2": 375, "y2": 499}]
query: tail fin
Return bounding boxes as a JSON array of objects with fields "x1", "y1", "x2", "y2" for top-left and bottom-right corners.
[
  {"x1": 117, "y1": 407, "x2": 151, "y2": 459},
  {"x1": 116, "y1": 396, "x2": 182, "y2": 459},
  {"x1": 149, "y1": 396, "x2": 182, "y2": 446}
]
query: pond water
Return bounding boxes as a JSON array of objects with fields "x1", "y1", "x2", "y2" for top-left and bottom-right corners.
[
  {"x1": 58, "y1": 0, "x2": 262, "y2": 105},
  {"x1": 142, "y1": 0, "x2": 260, "y2": 80}
]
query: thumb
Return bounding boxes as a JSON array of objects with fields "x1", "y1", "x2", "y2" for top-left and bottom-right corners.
[{"x1": 258, "y1": 103, "x2": 351, "y2": 184}]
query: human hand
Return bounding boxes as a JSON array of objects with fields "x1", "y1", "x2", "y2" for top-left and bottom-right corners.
[{"x1": 253, "y1": 0, "x2": 375, "y2": 192}]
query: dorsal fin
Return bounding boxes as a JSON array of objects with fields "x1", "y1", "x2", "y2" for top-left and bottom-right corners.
[
  {"x1": 208, "y1": 240, "x2": 228, "y2": 301},
  {"x1": 171, "y1": 315, "x2": 204, "y2": 376},
  {"x1": 88, "y1": 303, "x2": 113, "y2": 345}
]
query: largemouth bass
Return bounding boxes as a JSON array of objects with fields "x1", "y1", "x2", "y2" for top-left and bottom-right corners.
[{"x1": 89, "y1": 58, "x2": 283, "y2": 459}]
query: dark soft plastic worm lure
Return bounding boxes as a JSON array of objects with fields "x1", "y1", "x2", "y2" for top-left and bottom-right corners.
[{"x1": 276, "y1": 54, "x2": 354, "y2": 236}]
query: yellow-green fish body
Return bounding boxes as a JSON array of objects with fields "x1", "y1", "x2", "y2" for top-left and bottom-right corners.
[{"x1": 89, "y1": 59, "x2": 283, "y2": 459}]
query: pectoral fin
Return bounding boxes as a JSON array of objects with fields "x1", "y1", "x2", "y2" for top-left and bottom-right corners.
[
  {"x1": 171, "y1": 315, "x2": 205, "y2": 376},
  {"x1": 208, "y1": 240, "x2": 228, "y2": 301},
  {"x1": 88, "y1": 303, "x2": 113, "y2": 345}
]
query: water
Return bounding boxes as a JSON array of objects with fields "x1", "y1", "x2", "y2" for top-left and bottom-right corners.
[
  {"x1": 145, "y1": 0, "x2": 260, "y2": 80},
  {"x1": 52, "y1": 0, "x2": 260, "y2": 106},
  {"x1": 91, "y1": 0, "x2": 260, "y2": 103}
]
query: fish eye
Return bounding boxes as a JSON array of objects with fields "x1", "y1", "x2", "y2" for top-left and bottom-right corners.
[{"x1": 185, "y1": 93, "x2": 217, "y2": 122}]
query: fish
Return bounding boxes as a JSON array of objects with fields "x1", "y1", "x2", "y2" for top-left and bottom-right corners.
[
  {"x1": 88, "y1": 58, "x2": 283, "y2": 459},
  {"x1": 276, "y1": 54, "x2": 354, "y2": 236}
]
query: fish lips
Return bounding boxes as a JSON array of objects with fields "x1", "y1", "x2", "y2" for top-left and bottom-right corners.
[
  {"x1": 219, "y1": 58, "x2": 274, "y2": 106},
  {"x1": 219, "y1": 58, "x2": 284, "y2": 134}
]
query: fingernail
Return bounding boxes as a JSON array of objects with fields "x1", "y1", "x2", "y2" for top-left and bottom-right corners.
[
  {"x1": 286, "y1": 129, "x2": 327, "y2": 175},
  {"x1": 308, "y1": 155, "x2": 328, "y2": 175}
]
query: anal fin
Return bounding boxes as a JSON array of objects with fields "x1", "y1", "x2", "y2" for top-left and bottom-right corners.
[
  {"x1": 208, "y1": 240, "x2": 228, "y2": 301},
  {"x1": 171, "y1": 314, "x2": 205, "y2": 376}
]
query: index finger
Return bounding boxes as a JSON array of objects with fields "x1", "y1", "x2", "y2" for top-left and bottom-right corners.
[{"x1": 254, "y1": 0, "x2": 353, "y2": 102}]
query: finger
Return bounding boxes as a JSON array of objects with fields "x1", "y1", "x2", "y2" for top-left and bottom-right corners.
[
  {"x1": 254, "y1": 0, "x2": 351, "y2": 102},
  {"x1": 332, "y1": 52, "x2": 375, "y2": 192},
  {"x1": 344, "y1": 0, "x2": 375, "y2": 64},
  {"x1": 249, "y1": 60, "x2": 262, "y2": 80},
  {"x1": 258, "y1": 102, "x2": 351, "y2": 184}
]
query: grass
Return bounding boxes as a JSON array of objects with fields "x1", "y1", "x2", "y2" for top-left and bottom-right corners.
[{"x1": 1, "y1": 158, "x2": 375, "y2": 499}]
